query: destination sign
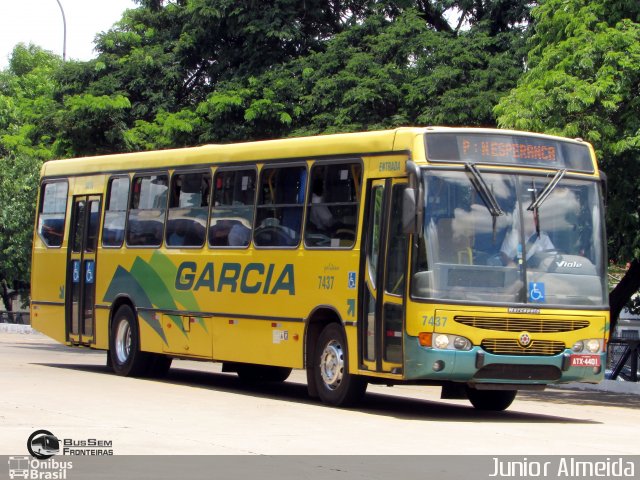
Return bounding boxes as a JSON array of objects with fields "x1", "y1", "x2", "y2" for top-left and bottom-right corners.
[
  {"x1": 424, "y1": 132, "x2": 594, "y2": 172},
  {"x1": 462, "y1": 139, "x2": 556, "y2": 162}
]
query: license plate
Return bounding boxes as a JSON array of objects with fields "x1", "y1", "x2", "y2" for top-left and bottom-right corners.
[{"x1": 570, "y1": 355, "x2": 601, "y2": 367}]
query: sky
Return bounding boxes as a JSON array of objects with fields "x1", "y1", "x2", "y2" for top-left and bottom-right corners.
[{"x1": 0, "y1": 0, "x2": 136, "y2": 69}]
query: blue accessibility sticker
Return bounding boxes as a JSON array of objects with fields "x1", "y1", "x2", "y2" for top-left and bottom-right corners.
[
  {"x1": 85, "y1": 260, "x2": 95, "y2": 284},
  {"x1": 529, "y1": 282, "x2": 545, "y2": 303},
  {"x1": 72, "y1": 261, "x2": 81, "y2": 284},
  {"x1": 348, "y1": 272, "x2": 357, "y2": 289}
]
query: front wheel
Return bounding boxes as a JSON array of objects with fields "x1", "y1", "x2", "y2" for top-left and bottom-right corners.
[
  {"x1": 314, "y1": 323, "x2": 367, "y2": 406},
  {"x1": 466, "y1": 387, "x2": 517, "y2": 411},
  {"x1": 109, "y1": 305, "x2": 151, "y2": 377}
]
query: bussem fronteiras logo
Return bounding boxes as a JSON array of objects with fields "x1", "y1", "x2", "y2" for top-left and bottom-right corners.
[{"x1": 27, "y1": 430, "x2": 60, "y2": 459}]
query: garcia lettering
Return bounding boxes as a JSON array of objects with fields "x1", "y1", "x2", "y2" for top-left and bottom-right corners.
[{"x1": 175, "y1": 262, "x2": 295, "y2": 295}]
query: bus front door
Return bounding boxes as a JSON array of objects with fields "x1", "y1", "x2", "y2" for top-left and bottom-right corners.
[
  {"x1": 66, "y1": 196, "x2": 101, "y2": 345},
  {"x1": 360, "y1": 179, "x2": 409, "y2": 375}
]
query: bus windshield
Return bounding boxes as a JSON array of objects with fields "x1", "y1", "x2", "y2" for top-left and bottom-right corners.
[{"x1": 411, "y1": 169, "x2": 607, "y2": 307}]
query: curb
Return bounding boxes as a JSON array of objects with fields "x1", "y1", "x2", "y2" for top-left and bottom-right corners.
[
  {"x1": 0, "y1": 324, "x2": 36, "y2": 334},
  {"x1": 551, "y1": 379, "x2": 640, "y2": 395}
]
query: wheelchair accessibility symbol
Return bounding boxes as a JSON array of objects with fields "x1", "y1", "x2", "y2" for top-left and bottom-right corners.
[
  {"x1": 72, "y1": 261, "x2": 80, "y2": 284},
  {"x1": 529, "y1": 282, "x2": 545, "y2": 303},
  {"x1": 348, "y1": 272, "x2": 356, "y2": 289},
  {"x1": 85, "y1": 261, "x2": 95, "y2": 284}
]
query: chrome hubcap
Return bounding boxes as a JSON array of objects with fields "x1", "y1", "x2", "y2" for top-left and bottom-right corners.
[
  {"x1": 320, "y1": 340, "x2": 344, "y2": 390},
  {"x1": 115, "y1": 319, "x2": 132, "y2": 364}
]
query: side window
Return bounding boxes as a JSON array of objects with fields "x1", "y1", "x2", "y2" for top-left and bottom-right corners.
[
  {"x1": 126, "y1": 174, "x2": 168, "y2": 247},
  {"x1": 38, "y1": 182, "x2": 68, "y2": 247},
  {"x1": 102, "y1": 177, "x2": 129, "y2": 248},
  {"x1": 368, "y1": 186, "x2": 384, "y2": 286},
  {"x1": 209, "y1": 169, "x2": 255, "y2": 248},
  {"x1": 385, "y1": 184, "x2": 409, "y2": 295},
  {"x1": 254, "y1": 166, "x2": 306, "y2": 247},
  {"x1": 167, "y1": 172, "x2": 211, "y2": 248},
  {"x1": 305, "y1": 162, "x2": 362, "y2": 248}
]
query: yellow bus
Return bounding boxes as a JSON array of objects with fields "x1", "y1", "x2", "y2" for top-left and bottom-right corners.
[{"x1": 30, "y1": 127, "x2": 609, "y2": 410}]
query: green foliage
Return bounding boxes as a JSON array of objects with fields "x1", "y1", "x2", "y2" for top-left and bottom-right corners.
[
  {"x1": 0, "y1": 44, "x2": 61, "y2": 161},
  {"x1": 0, "y1": 153, "x2": 41, "y2": 288},
  {"x1": 54, "y1": 94, "x2": 132, "y2": 156},
  {"x1": 125, "y1": 109, "x2": 202, "y2": 150},
  {"x1": 495, "y1": 0, "x2": 640, "y2": 261}
]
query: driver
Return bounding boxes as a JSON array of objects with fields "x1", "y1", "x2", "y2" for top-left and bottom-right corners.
[{"x1": 499, "y1": 214, "x2": 554, "y2": 265}]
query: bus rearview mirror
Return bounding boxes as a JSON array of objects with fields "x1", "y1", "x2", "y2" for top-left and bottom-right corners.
[{"x1": 402, "y1": 187, "x2": 417, "y2": 234}]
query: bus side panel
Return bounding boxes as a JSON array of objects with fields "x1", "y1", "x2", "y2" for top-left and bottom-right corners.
[
  {"x1": 212, "y1": 318, "x2": 304, "y2": 368},
  {"x1": 162, "y1": 314, "x2": 213, "y2": 358},
  {"x1": 31, "y1": 304, "x2": 67, "y2": 344},
  {"x1": 30, "y1": 183, "x2": 72, "y2": 345},
  {"x1": 93, "y1": 308, "x2": 110, "y2": 350}
]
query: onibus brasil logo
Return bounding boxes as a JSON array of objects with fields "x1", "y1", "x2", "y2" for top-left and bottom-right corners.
[{"x1": 6, "y1": 430, "x2": 72, "y2": 480}]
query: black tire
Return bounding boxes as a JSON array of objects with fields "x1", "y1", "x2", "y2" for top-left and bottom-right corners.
[
  {"x1": 108, "y1": 305, "x2": 151, "y2": 377},
  {"x1": 314, "y1": 323, "x2": 367, "y2": 406},
  {"x1": 236, "y1": 364, "x2": 292, "y2": 383},
  {"x1": 466, "y1": 387, "x2": 517, "y2": 411}
]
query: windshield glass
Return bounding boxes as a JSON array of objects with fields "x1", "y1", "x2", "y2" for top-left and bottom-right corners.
[{"x1": 411, "y1": 169, "x2": 607, "y2": 307}]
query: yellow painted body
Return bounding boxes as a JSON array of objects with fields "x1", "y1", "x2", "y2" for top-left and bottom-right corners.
[{"x1": 30, "y1": 127, "x2": 608, "y2": 383}]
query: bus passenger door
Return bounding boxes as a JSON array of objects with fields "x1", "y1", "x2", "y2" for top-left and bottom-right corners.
[
  {"x1": 360, "y1": 179, "x2": 409, "y2": 375},
  {"x1": 66, "y1": 196, "x2": 101, "y2": 345}
]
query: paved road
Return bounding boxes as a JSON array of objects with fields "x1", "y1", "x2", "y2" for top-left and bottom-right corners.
[{"x1": 1, "y1": 331, "x2": 639, "y2": 455}]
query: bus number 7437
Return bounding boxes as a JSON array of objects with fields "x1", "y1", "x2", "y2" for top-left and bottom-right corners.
[
  {"x1": 422, "y1": 316, "x2": 448, "y2": 327},
  {"x1": 318, "y1": 276, "x2": 335, "y2": 290}
]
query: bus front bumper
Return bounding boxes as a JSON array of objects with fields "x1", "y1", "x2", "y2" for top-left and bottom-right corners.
[{"x1": 404, "y1": 337, "x2": 605, "y2": 385}]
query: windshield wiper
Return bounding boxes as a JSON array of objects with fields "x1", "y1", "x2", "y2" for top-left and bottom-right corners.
[
  {"x1": 465, "y1": 162, "x2": 504, "y2": 217},
  {"x1": 527, "y1": 168, "x2": 566, "y2": 237},
  {"x1": 527, "y1": 169, "x2": 567, "y2": 212}
]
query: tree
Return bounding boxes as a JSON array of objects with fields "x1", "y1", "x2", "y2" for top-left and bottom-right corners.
[
  {"x1": 55, "y1": 0, "x2": 532, "y2": 150},
  {"x1": 0, "y1": 153, "x2": 41, "y2": 310},
  {"x1": 0, "y1": 44, "x2": 62, "y2": 161},
  {"x1": 195, "y1": 2, "x2": 531, "y2": 140},
  {"x1": 0, "y1": 46, "x2": 63, "y2": 306}
]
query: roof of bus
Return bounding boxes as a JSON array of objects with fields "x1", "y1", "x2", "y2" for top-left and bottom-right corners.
[
  {"x1": 39, "y1": 126, "x2": 592, "y2": 177},
  {"x1": 40, "y1": 127, "x2": 425, "y2": 177}
]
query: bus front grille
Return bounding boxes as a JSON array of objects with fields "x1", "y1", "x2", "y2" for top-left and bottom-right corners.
[
  {"x1": 456, "y1": 316, "x2": 589, "y2": 333},
  {"x1": 481, "y1": 339, "x2": 565, "y2": 356}
]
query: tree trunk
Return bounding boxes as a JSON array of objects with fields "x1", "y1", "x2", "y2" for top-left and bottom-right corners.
[
  {"x1": 609, "y1": 259, "x2": 640, "y2": 337},
  {"x1": 1, "y1": 280, "x2": 13, "y2": 312}
]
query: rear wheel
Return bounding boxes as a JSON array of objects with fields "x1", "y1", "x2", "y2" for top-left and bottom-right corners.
[
  {"x1": 466, "y1": 387, "x2": 517, "y2": 411},
  {"x1": 109, "y1": 305, "x2": 151, "y2": 377},
  {"x1": 314, "y1": 323, "x2": 367, "y2": 406}
]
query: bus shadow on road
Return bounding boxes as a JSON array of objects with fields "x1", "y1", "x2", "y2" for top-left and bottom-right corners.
[
  {"x1": 518, "y1": 388, "x2": 640, "y2": 409},
  {"x1": 33, "y1": 361, "x2": 599, "y2": 424}
]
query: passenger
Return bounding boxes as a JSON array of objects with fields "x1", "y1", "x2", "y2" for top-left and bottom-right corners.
[
  {"x1": 309, "y1": 179, "x2": 334, "y2": 230},
  {"x1": 500, "y1": 216, "x2": 554, "y2": 265},
  {"x1": 228, "y1": 222, "x2": 251, "y2": 246}
]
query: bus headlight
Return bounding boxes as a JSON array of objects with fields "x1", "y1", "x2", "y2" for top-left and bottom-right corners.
[
  {"x1": 572, "y1": 339, "x2": 602, "y2": 354},
  {"x1": 434, "y1": 334, "x2": 450, "y2": 349},
  {"x1": 432, "y1": 334, "x2": 472, "y2": 351},
  {"x1": 585, "y1": 339, "x2": 602, "y2": 353},
  {"x1": 454, "y1": 336, "x2": 472, "y2": 350}
]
